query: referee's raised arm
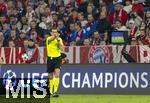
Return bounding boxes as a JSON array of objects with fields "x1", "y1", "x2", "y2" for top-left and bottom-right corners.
[{"x1": 47, "y1": 36, "x2": 55, "y2": 45}]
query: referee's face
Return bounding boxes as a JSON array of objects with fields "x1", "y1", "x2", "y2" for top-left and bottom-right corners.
[{"x1": 51, "y1": 29, "x2": 58, "y2": 37}]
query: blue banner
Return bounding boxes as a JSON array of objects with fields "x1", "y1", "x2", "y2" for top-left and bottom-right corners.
[{"x1": 0, "y1": 64, "x2": 150, "y2": 95}]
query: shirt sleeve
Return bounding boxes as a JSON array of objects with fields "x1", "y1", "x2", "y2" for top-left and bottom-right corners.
[{"x1": 59, "y1": 38, "x2": 64, "y2": 46}]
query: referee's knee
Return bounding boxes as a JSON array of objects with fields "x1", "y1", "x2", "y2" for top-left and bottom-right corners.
[{"x1": 55, "y1": 68, "x2": 60, "y2": 78}]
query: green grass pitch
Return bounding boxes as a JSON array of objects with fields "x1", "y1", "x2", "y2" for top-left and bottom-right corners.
[
  {"x1": 51, "y1": 95, "x2": 150, "y2": 103},
  {"x1": 1, "y1": 95, "x2": 150, "y2": 103},
  {"x1": 0, "y1": 95, "x2": 50, "y2": 103}
]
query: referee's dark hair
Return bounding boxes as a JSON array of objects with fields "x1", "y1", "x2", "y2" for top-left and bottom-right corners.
[
  {"x1": 50, "y1": 27, "x2": 58, "y2": 34},
  {"x1": 51, "y1": 27, "x2": 57, "y2": 31}
]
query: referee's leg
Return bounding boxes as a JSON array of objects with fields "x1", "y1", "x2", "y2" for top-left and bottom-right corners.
[
  {"x1": 49, "y1": 73, "x2": 54, "y2": 95},
  {"x1": 53, "y1": 68, "x2": 60, "y2": 94},
  {"x1": 47, "y1": 57, "x2": 55, "y2": 95}
]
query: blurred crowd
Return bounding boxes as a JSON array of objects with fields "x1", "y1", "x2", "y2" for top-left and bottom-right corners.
[{"x1": 0, "y1": 0, "x2": 150, "y2": 48}]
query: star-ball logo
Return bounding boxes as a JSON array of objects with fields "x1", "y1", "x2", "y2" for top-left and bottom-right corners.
[
  {"x1": 3, "y1": 70, "x2": 49, "y2": 98},
  {"x1": 3, "y1": 70, "x2": 17, "y2": 91}
]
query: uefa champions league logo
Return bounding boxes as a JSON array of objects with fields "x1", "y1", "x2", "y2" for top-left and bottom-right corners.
[
  {"x1": 3, "y1": 70, "x2": 17, "y2": 90},
  {"x1": 2, "y1": 70, "x2": 48, "y2": 98}
]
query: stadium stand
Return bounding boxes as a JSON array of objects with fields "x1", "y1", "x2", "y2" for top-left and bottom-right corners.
[{"x1": 0, "y1": 0, "x2": 149, "y2": 47}]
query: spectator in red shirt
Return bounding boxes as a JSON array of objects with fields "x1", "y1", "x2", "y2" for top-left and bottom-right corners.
[
  {"x1": 132, "y1": 0, "x2": 144, "y2": 17},
  {"x1": 19, "y1": 39, "x2": 40, "y2": 64},
  {"x1": 128, "y1": 19, "x2": 141, "y2": 45},
  {"x1": 108, "y1": 3, "x2": 128, "y2": 25},
  {"x1": 76, "y1": 0, "x2": 81, "y2": 6},
  {"x1": 0, "y1": 0, "x2": 7, "y2": 16},
  {"x1": 16, "y1": 31, "x2": 27, "y2": 47},
  {"x1": 25, "y1": 39, "x2": 39, "y2": 64},
  {"x1": 137, "y1": 29, "x2": 150, "y2": 45}
]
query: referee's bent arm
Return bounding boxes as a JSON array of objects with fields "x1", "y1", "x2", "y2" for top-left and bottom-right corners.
[
  {"x1": 48, "y1": 36, "x2": 55, "y2": 44},
  {"x1": 57, "y1": 38, "x2": 64, "y2": 51}
]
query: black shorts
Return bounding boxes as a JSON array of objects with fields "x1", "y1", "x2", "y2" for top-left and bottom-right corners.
[{"x1": 47, "y1": 56, "x2": 61, "y2": 73}]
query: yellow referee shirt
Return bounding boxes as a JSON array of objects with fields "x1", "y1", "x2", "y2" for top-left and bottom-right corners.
[{"x1": 46, "y1": 36, "x2": 63, "y2": 57}]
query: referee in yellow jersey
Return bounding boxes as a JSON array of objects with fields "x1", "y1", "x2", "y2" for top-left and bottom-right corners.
[{"x1": 46, "y1": 28, "x2": 64, "y2": 97}]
